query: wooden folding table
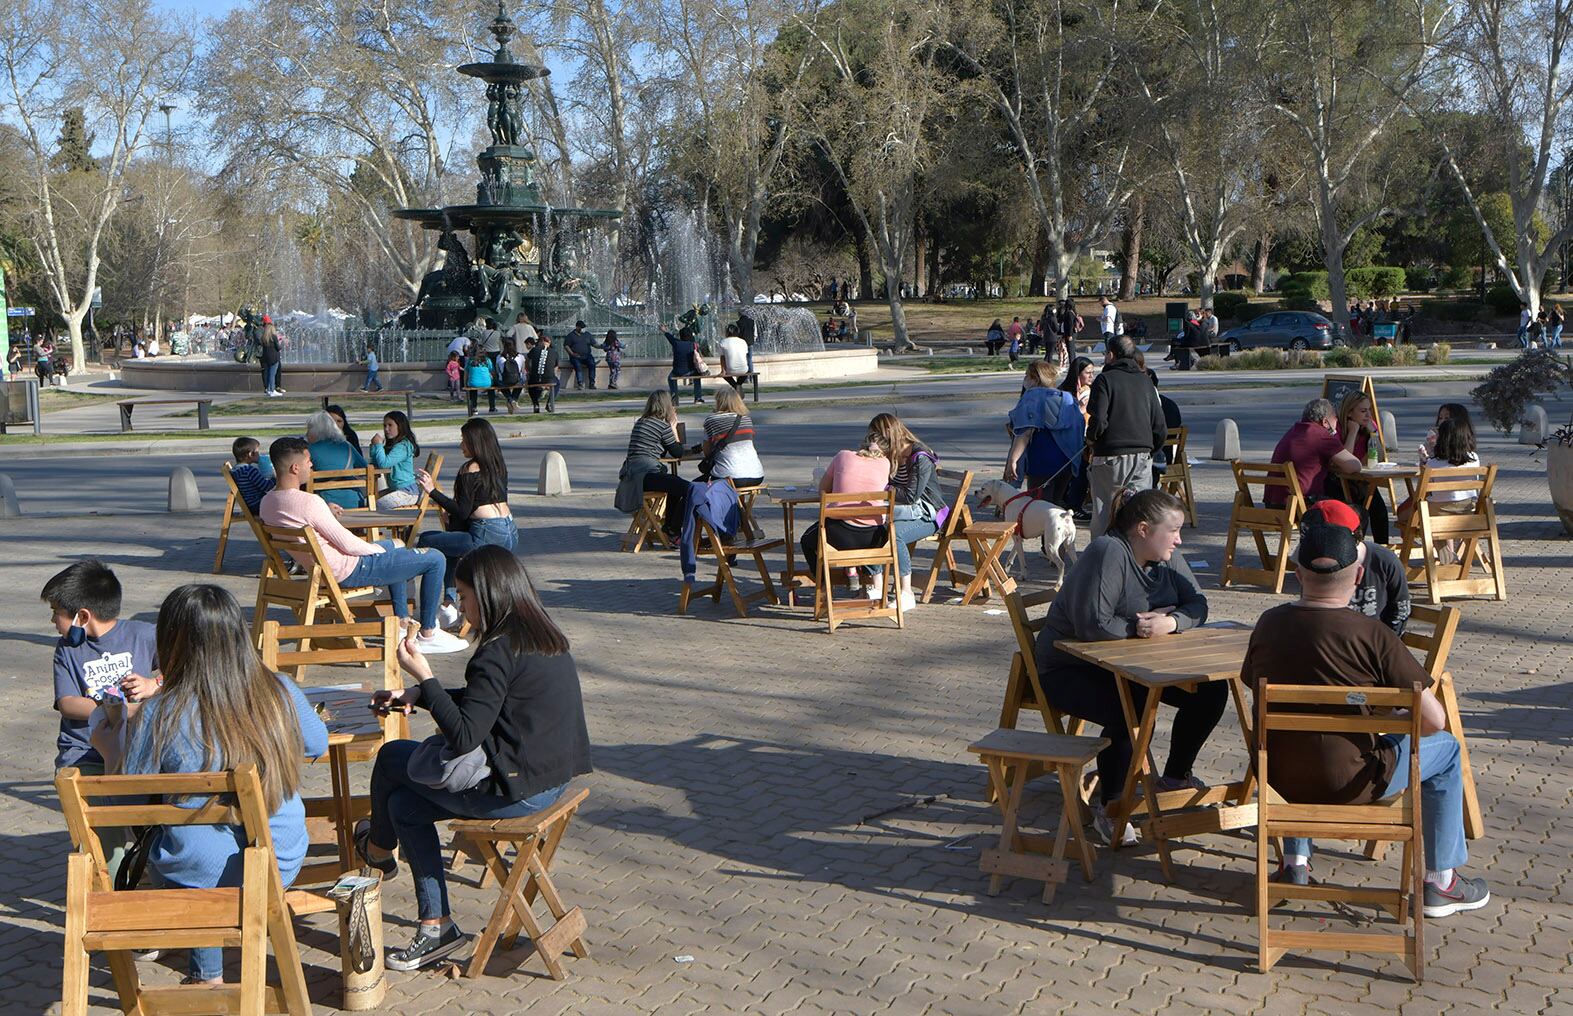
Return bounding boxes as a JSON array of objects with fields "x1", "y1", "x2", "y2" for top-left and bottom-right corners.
[
  {"x1": 298, "y1": 687, "x2": 387, "y2": 885},
  {"x1": 766, "y1": 487, "x2": 822, "y2": 606},
  {"x1": 1053, "y1": 623, "x2": 1259, "y2": 880}
]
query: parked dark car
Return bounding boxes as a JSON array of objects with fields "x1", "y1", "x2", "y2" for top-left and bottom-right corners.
[{"x1": 1219, "y1": 311, "x2": 1346, "y2": 351}]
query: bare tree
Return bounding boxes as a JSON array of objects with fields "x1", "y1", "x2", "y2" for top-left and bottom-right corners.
[
  {"x1": 941, "y1": 0, "x2": 1153, "y2": 298},
  {"x1": 1264, "y1": 0, "x2": 1442, "y2": 330},
  {"x1": 800, "y1": 0, "x2": 948, "y2": 349},
  {"x1": 1422, "y1": 0, "x2": 1573, "y2": 318},
  {"x1": 0, "y1": 0, "x2": 196, "y2": 370}
]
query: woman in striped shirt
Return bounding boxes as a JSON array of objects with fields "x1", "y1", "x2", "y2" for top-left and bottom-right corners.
[
  {"x1": 699, "y1": 387, "x2": 764, "y2": 486},
  {"x1": 867, "y1": 413, "x2": 945, "y2": 612},
  {"x1": 614, "y1": 392, "x2": 698, "y2": 535}
]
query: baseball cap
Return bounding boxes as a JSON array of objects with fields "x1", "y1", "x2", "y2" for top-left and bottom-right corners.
[
  {"x1": 1303, "y1": 499, "x2": 1361, "y2": 534},
  {"x1": 1297, "y1": 521, "x2": 1361, "y2": 574}
]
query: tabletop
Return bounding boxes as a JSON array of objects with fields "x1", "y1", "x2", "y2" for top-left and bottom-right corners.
[
  {"x1": 764, "y1": 486, "x2": 822, "y2": 505},
  {"x1": 1353, "y1": 463, "x2": 1421, "y2": 479},
  {"x1": 335, "y1": 509, "x2": 419, "y2": 530},
  {"x1": 1053, "y1": 622, "x2": 1255, "y2": 688},
  {"x1": 303, "y1": 686, "x2": 385, "y2": 743}
]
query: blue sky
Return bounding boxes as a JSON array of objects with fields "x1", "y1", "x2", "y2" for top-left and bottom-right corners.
[{"x1": 155, "y1": 0, "x2": 243, "y2": 15}]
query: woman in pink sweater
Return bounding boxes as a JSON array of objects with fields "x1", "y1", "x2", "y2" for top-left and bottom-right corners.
[{"x1": 800, "y1": 438, "x2": 891, "y2": 592}]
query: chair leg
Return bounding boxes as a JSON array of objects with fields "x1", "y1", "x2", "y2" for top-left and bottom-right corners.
[
  {"x1": 62, "y1": 854, "x2": 91, "y2": 1016},
  {"x1": 466, "y1": 838, "x2": 521, "y2": 978},
  {"x1": 239, "y1": 849, "x2": 268, "y2": 1016},
  {"x1": 214, "y1": 503, "x2": 234, "y2": 574}
]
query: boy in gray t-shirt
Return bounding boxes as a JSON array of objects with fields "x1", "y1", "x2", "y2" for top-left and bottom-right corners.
[{"x1": 43, "y1": 561, "x2": 159, "y2": 770}]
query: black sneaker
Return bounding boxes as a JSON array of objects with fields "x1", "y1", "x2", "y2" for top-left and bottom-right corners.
[
  {"x1": 1423, "y1": 874, "x2": 1490, "y2": 917},
  {"x1": 352, "y1": 820, "x2": 398, "y2": 879},
  {"x1": 386, "y1": 923, "x2": 468, "y2": 971}
]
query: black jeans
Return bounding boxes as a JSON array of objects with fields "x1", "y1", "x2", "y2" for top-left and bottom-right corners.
[
  {"x1": 467, "y1": 386, "x2": 497, "y2": 415},
  {"x1": 1041, "y1": 660, "x2": 1229, "y2": 804},
  {"x1": 527, "y1": 382, "x2": 555, "y2": 411},
  {"x1": 643, "y1": 471, "x2": 691, "y2": 534},
  {"x1": 1340, "y1": 482, "x2": 1390, "y2": 544},
  {"x1": 800, "y1": 519, "x2": 887, "y2": 577}
]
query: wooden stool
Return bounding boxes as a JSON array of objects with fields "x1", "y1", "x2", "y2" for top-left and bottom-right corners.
[
  {"x1": 968, "y1": 728, "x2": 1108, "y2": 903},
  {"x1": 960, "y1": 521, "x2": 1015, "y2": 605},
  {"x1": 449, "y1": 788, "x2": 590, "y2": 980},
  {"x1": 622, "y1": 491, "x2": 672, "y2": 553}
]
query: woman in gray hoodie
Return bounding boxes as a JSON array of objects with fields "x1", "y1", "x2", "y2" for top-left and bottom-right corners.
[{"x1": 1033, "y1": 488, "x2": 1226, "y2": 845}]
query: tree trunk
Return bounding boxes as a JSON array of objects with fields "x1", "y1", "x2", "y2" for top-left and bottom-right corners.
[
  {"x1": 913, "y1": 221, "x2": 927, "y2": 298},
  {"x1": 1029, "y1": 227, "x2": 1048, "y2": 298},
  {"x1": 66, "y1": 313, "x2": 86, "y2": 373},
  {"x1": 856, "y1": 231, "x2": 873, "y2": 302},
  {"x1": 1118, "y1": 196, "x2": 1144, "y2": 301},
  {"x1": 1324, "y1": 238, "x2": 1351, "y2": 338},
  {"x1": 1251, "y1": 232, "x2": 1272, "y2": 294},
  {"x1": 927, "y1": 235, "x2": 941, "y2": 296}
]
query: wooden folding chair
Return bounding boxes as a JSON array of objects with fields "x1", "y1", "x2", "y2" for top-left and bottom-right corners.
[
  {"x1": 677, "y1": 482, "x2": 785, "y2": 618},
  {"x1": 1221, "y1": 461, "x2": 1306, "y2": 593},
  {"x1": 1159, "y1": 427, "x2": 1197, "y2": 526},
  {"x1": 1366, "y1": 603, "x2": 1481, "y2": 858},
  {"x1": 215, "y1": 461, "x2": 271, "y2": 574},
  {"x1": 1395, "y1": 464, "x2": 1506, "y2": 604},
  {"x1": 253, "y1": 523, "x2": 398, "y2": 656},
  {"x1": 1256, "y1": 683, "x2": 1425, "y2": 981},
  {"x1": 449, "y1": 787, "x2": 591, "y2": 980},
  {"x1": 728, "y1": 478, "x2": 768, "y2": 540},
  {"x1": 622, "y1": 490, "x2": 673, "y2": 553},
  {"x1": 57, "y1": 764, "x2": 334, "y2": 1016},
  {"x1": 914, "y1": 466, "x2": 976, "y2": 603},
  {"x1": 388, "y1": 451, "x2": 444, "y2": 542},
  {"x1": 812, "y1": 490, "x2": 903, "y2": 633},
  {"x1": 990, "y1": 577, "x2": 1088, "y2": 805},
  {"x1": 307, "y1": 463, "x2": 376, "y2": 509}
]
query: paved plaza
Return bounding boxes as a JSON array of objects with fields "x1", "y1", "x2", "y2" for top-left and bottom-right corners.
[{"x1": 1, "y1": 376, "x2": 1570, "y2": 1014}]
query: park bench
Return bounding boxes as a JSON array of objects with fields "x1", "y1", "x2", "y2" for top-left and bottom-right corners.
[
  {"x1": 719, "y1": 371, "x2": 761, "y2": 402},
  {"x1": 320, "y1": 389, "x2": 417, "y2": 420},
  {"x1": 116, "y1": 397, "x2": 212, "y2": 433}
]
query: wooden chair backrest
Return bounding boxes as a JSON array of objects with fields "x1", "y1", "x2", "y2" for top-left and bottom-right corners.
[
  {"x1": 407, "y1": 450, "x2": 444, "y2": 525},
  {"x1": 1409, "y1": 462, "x2": 1495, "y2": 512},
  {"x1": 58, "y1": 764, "x2": 273, "y2": 881},
  {"x1": 1257, "y1": 684, "x2": 1422, "y2": 741},
  {"x1": 1401, "y1": 602, "x2": 1460, "y2": 679},
  {"x1": 999, "y1": 576, "x2": 1055, "y2": 663},
  {"x1": 817, "y1": 489, "x2": 896, "y2": 526},
  {"x1": 257, "y1": 523, "x2": 368, "y2": 610},
  {"x1": 933, "y1": 466, "x2": 975, "y2": 539},
  {"x1": 259, "y1": 615, "x2": 407, "y2": 740},
  {"x1": 1165, "y1": 426, "x2": 1188, "y2": 462},
  {"x1": 1232, "y1": 460, "x2": 1305, "y2": 517},
  {"x1": 220, "y1": 461, "x2": 261, "y2": 523},
  {"x1": 309, "y1": 463, "x2": 376, "y2": 504}
]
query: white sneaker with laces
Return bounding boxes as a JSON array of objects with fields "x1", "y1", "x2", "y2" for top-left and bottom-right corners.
[
  {"x1": 865, "y1": 575, "x2": 884, "y2": 601},
  {"x1": 437, "y1": 603, "x2": 461, "y2": 629},
  {"x1": 414, "y1": 629, "x2": 469, "y2": 654},
  {"x1": 897, "y1": 590, "x2": 917, "y2": 612}
]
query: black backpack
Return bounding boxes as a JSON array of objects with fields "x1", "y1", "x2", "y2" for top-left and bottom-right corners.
[{"x1": 500, "y1": 355, "x2": 522, "y2": 386}]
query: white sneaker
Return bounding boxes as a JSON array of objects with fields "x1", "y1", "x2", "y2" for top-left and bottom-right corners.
[
  {"x1": 275, "y1": 387, "x2": 287, "y2": 394},
  {"x1": 437, "y1": 603, "x2": 461, "y2": 630},
  {"x1": 1093, "y1": 810, "x2": 1140, "y2": 846},
  {"x1": 414, "y1": 629, "x2": 469, "y2": 654},
  {"x1": 865, "y1": 575, "x2": 883, "y2": 601},
  {"x1": 897, "y1": 590, "x2": 917, "y2": 612}
]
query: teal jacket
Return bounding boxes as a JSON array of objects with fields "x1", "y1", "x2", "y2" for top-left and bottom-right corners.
[{"x1": 370, "y1": 438, "x2": 417, "y2": 493}]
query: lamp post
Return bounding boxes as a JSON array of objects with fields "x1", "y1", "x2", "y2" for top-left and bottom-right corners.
[{"x1": 1562, "y1": 145, "x2": 1571, "y2": 293}]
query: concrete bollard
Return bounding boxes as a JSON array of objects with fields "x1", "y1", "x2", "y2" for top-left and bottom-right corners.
[
  {"x1": 537, "y1": 451, "x2": 571, "y2": 495},
  {"x1": 1380, "y1": 410, "x2": 1398, "y2": 452},
  {"x1": 0, "y1": 473, "x2": 20, "y2": 518},
  {"x1": 168, "y1": 466, "x2": 202, "y2": 512},
  {"x1": 1520, "y1": 404, "x2": 1549, "y2": 445},
  {"x1": 1212, "y1": 419, "x2": 1240, "y2": 461}
]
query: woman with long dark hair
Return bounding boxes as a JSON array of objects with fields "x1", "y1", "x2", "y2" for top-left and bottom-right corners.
[
  {"x1": 416, "y1": 417, "x2": 518, "y2": 628},
  {"x1": 370, "y1": 409, "x2": 422, "y2": 509},
  {"x1": 118, "y1": 584, "x2": 327, "y2": 985},
  {"x1": 1056, "y1": 355, "x2": 1096, "y2": 516},
  {"x1": 324, "y1": 404, "x2": 362, "y2": 456},
  {"x1": 356, "y1": 547, "x2": 592, "y2": 971}
]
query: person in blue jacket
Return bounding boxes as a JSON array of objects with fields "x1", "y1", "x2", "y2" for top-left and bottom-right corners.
[
  {"x1": 114, "y1": 583, "x2": 327, "y2": 986},
  {"x1": 370, "y1": 410, "x2": 421, "y2": 509},
  {"x1": 665, "y1": 325, "x2": 705, "y2": 405},
  {"x1": 1004, "y1": 359, "x2": 1086, "y2": 507}
]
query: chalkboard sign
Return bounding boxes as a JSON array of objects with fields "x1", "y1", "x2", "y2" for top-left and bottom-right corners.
[{"x1": 1322, "y1": 373, "x2": 1386, "y2": 460}]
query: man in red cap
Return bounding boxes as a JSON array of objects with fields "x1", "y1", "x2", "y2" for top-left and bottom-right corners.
[
  {"x1": 1242, "y1": 518, "x2": 1489, "y2": 917},
  {"x1": 1302, "y1": 499, "x2": 1410, "y2": 634}
]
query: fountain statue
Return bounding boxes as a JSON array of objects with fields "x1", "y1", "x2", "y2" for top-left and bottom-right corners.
[{"x1": 391, "y1": 3, "x2": 648, "y2": 344}]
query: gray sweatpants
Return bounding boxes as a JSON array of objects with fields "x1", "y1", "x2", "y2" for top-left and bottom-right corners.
[{"x1": 1089, "y1": 452, "x2": 1154, "y2": 539}]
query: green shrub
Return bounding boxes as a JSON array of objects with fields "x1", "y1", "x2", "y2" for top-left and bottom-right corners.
[
  {"x1": 1212, "y1": 291, "x2": 1251, "y2": 320},
  {"x1": 1425, "y1": 298, "x2": 1483, "y2": 322},
  {"x1": 1279, "y1": 284, "x2": 1322, "y2": 311},
  {"x1": 1284, "y1": 271, "x2": 1330, "y2": 299},
  {"x1": 1362, "y1": 345, "x2": 1395, "y2": 367},
  {"x1": 1195, "y1": 355, "x2": 1230, "y2": 370},
  {"x1": 1442, "y1": 265, "x2": 1475, "y2": 290},
  {"x1": 1345, "y1": 266, "x2": 1407, "y2": 298},
  {"x1": 1485, "y1": 284, "x2": 1522, "y2": 316},
  {"x1": 1323, "y1": 346, "x2": 1365, "y2": 368},
  {"x1": 1426, "y1": 342, "x2": 1452, "y2": 365},
  {"x1": 1285, "y1": 349, "x2": 1325, "y2": 369},
  {"x1": 1391, "y1": 344, "x2": 1422, "y2": 366}
]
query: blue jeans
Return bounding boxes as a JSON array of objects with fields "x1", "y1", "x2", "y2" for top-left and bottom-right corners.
[
  {"x1": 746, "y1": 346, "x2": 755, "y2": 374},
  {"x1": 569, "y1": 354, "x2": 596, "y2": 388},
  {"x1": 171, "y1": 865, "x2": 299, "y2": 981},
  {"x1": 1551, "y1": 324, "x2": 1565, "y2": 348},
  {"x1": 416, "y1": 517, "x2": 518, "y2": 600},
  {"x1": 368, "y1": 739, "x2": 567, "y2": 920},
  {"x1": 341, "y1": 540, "x2": 444, "y2": 631},
  {"x1": 262, "y1": 362, "x2": 280, "y2": 392},
  {"x1": 892, "y1": 509, "x2": 939, "y2": 576},
  {"x1": 1282, "y1": 731, "x2": 1467, "y2": 873},
  {"x1": 1517, "y1": 324, "x2": 1530, "y2": 349},
  {"x1": 362, "y1": 368, "x2": 382, "y2": 392},
  {"x1": 668, "y1": 370, "x2": 703, "y2": 401}
]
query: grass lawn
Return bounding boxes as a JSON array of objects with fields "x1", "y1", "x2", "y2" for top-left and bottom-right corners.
[{"x1": 37, "y1": 389, "x2": 120, "y2": 410}]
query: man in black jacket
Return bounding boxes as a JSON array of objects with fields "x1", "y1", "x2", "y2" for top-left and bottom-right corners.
[
  {"x1": 1085, "y1": 335, "x2": 1166, "y2": 538},
  {"x1": 525, "y1": 334, "x2": 559, "y2": 413}
]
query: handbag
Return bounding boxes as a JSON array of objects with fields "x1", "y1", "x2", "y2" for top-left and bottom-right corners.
[
  {"x1": 115, "y1": 825, "x2": 158, "y2": 891},
  {"x1": 697, "y1": 415, "x2": 742, "y2": 479},
  {"x1": 407, "y1": 733, "x2": 491, "y2": 793},
  {"x1": 690, "y1": 346, "x2": 707, "y2": 376}
]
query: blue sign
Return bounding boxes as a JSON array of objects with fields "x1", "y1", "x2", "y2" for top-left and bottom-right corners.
[{"x1": 6, "y1": 307, "x2": 34, "y2": 317}]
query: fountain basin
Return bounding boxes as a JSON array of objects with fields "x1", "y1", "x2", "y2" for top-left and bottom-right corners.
[{"x1": 119, "y1": 347, "x2": 879, "y2": 395}]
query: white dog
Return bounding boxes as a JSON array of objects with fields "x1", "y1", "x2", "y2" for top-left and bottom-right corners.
[{"x1": 974, "y1": 479, "x2": 1079, "y2": 587}]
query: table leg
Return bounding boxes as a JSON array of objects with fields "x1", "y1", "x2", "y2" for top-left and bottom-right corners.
[
  {"x1": 1228, "y1": 678, "x2": 1257, "y2": 807},
  {"x1": 780, "y1": 502, "x2": 798, "y2": 606},
  {"x1": 990, "y1": 757, "x2": 1029, "y2": 896},
  {"x1": 329, "y1": 744, "x2": 354, "y2": 876},
  {"x1": 960, "y1": 532, "x2": 1011, "y2": 606},
  {"x1": 1110, "y1": 675, "x2": 1164, "y2": 853}
]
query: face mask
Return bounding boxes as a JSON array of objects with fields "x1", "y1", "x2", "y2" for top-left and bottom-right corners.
[{"x1": 64, "y1": 622, "x2": 87, "y2": 648}]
